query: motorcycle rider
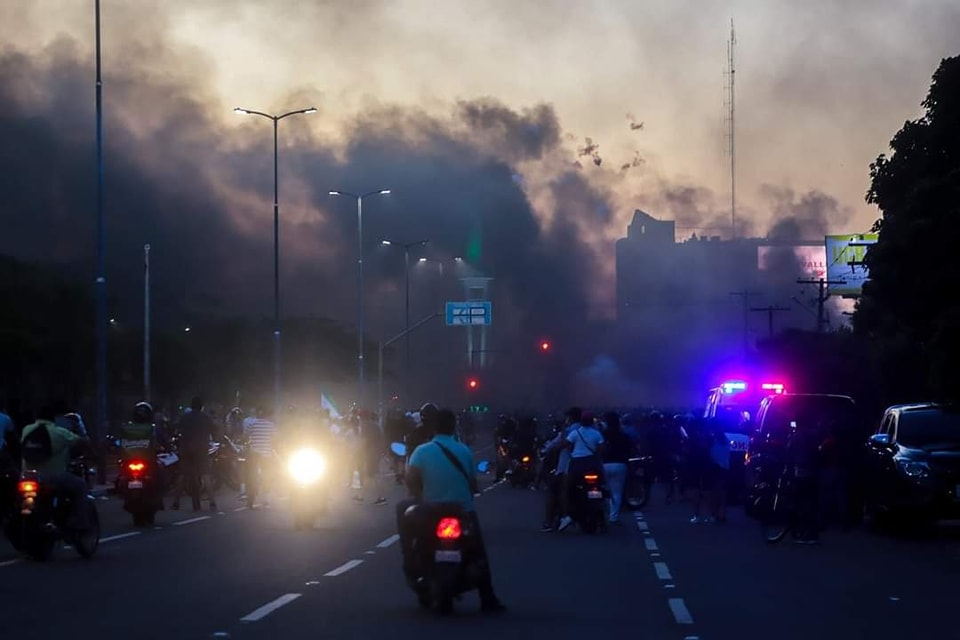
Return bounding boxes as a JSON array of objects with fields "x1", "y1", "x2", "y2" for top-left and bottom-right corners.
[
  {"x1": 400, "y1": 407, "x2": 505, "y2": 613},
  {"x1": 539, "y1": 408, "x2": 581, "y2": 532},
  {"x1": 119, "y1": 401, "x2": 164, "y2": 509},
  {"x1": 20, "y1": 404, "x2": 91, "y2": 529},
  {"x1": 556, "y1": 408, "x2": 605, "y2": 532}
]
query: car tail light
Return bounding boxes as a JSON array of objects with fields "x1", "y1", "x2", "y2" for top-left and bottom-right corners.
[
  {"x1": 127, "y1": 461, "x2": 146, "y2": 474},
  {"x1": 18, "y1": 480, "x2": 38, "y2": 494},
  {"x1": 436, "y1": 517, "x2": 462, "y2": 540}
]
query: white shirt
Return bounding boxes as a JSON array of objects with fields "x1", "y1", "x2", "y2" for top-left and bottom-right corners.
[
  {"x1": 567, "y1": 425, "x2": 604, "y2": 459},
  {"x1": 243, "y1": 417, "x2": 277, "y2": 456}
]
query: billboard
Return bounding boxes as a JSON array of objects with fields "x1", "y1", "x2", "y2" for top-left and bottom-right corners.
[
  {"x1": 825, "y1": 234, "x2": 878, "y2": 296},
  {"x1": 757, "y1": 244, "x2": 827, "y2": 279}
]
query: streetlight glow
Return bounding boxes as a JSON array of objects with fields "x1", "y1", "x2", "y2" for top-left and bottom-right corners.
[
  {"x1": 379, "y1": 189, "x2": 391, "y2": 195},
  {"x1": 329, "y1": 190, "x2": 341, "y2": 196},
  {"x1": 381, "y1": 240, "x2": 392, "y2": 246},
  {"x1": 304, "y1": 107, "x2": 318, "y2": 114},
  {"x1": 233, "y1": 107, "x2": 247, "y2": 114},
  {"x1": 418, "y1": 257, "x2": 428, "y2": 263}
]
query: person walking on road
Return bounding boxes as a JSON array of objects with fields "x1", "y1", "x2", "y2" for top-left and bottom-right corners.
[
  {"x1": 176, "y1": 396, "x2": 218, "y2": 512},
  {"x1": 242, "y1": 406, "x2": 278, "y2": 508},
  {"x1": 601, "y1": 412, "x2": 633, "y2": 525}
]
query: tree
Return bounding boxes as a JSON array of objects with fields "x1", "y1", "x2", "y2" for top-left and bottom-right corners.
[{"x1": 854, "y1": 55, "x2": 960, "y2": 402}]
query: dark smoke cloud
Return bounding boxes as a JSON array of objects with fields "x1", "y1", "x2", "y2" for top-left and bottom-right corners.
[{"x1": 0, "y1": 35, "x2": 607, "y2": 405}]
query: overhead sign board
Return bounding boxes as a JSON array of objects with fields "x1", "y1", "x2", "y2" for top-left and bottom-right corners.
[
  {"x1": 825, "y1": 233, "x2": 878, "y2": 296},
  {"x1": 445, "y1": 301, "x2": 492, "y2": 326}
]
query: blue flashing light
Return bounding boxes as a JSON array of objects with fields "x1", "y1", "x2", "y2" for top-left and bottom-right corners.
[{"x1": 721, "y1": 381, "x2": 748, "y2": 394}]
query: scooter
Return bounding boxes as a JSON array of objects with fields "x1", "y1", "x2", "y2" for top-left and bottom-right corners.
[{"x1": 286, "y1": 446, "x2": 328, "y2": 530}]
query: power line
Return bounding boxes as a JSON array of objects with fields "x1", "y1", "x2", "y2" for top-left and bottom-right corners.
[
  {"x1": 796, "y1": 277, "x2": 846, "y2": 332},
  {"x1": 729, "y1": 289, "x2": 760, "y2": 355},
  {"x1": 750, "y1": 305, "x2": 791, "y2": 338}
]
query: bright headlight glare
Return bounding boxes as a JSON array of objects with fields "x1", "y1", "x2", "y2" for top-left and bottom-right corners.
[{"x1": 287, "y1": 448, "x2": 325, "y2": 484}]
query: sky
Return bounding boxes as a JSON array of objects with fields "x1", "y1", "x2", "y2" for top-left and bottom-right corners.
[{"x1": 1, "y1": 0, "x2": 957, "y2": 404}]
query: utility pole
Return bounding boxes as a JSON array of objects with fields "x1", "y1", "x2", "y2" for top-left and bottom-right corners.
[
  {"x1": 750, "y1": 305, "x2": 791, "y2": 338},
  {"x1": 729, "y1": 290, "x2": 760, "y2": 356},
  {"x1": 724, "y1": 19, "x2": 737, "y2": 239},
  {"x1": 796, "y1": 277, "x2": 846, "y2": 332}
]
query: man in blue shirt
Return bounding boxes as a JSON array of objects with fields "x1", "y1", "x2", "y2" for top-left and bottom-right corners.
[{"x1": 399, "y1": 408, "x2": 505, "y2": 613}]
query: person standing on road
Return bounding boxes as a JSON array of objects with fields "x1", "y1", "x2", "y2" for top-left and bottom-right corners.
[
  {"x1": 539, "y1": 409, "x2": 579, "y2": 532},
  {"x1": 355, "y1": 412, "x2": 386, "y2": 505},
  {"x1": 176, "y1": 396, "x2": 218, "y2": 512},
  {"x1": 556, "y1": 409, "x2": 605, "y2": 533},
  {"x1": 601, "y1": 412, "x2": 633, "y2": 525},
  {"x1": 242, "y1": 406, "x2": 278, "y2": 508},
  {"x1": 787, "y1": 418, "x2": 822, "y2": 544}
]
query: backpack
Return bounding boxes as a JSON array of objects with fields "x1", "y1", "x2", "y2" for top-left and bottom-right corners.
[{"x1": 22, "y1": 423, "x2": 53, "y2": 465}]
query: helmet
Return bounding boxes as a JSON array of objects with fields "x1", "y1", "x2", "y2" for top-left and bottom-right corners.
[
  {"x1": 62, "y1": 412, "x2": 87, "y2": 436},
  {"x1": 132, "y1": 402, "x2": 153, "y2": 424}
]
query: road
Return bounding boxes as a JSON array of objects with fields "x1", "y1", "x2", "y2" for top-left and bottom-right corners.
[{"x1": 2, "y1": 469, "x2": 959, "y2": 640}]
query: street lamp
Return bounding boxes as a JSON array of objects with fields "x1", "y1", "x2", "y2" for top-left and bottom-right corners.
[
  {"x1": 381, "y1": 238, "x2": 429, "y2": 400},
  {"x1": 234, "y1": 105, "x2": 317, "y2": 418},
  {"x1": 329, "y1": 188, "x2": 391, "y2": 407}
]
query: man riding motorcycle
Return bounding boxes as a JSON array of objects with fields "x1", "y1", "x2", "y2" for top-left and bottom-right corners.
[
  {"x1": 119, "y1": 402, "x2": 164, "y2": 506},
  {"x1": 398, "y1": 407, "x2": 505, "y2": 613},
  {"x1": 20, "y1": 404, "x2": 91, "y2": 529}
]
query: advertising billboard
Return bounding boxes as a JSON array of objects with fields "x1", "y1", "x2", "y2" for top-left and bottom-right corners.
[
  {"x1": 825, "y1": 233, "x2": 878, "y2": 296},
  {"x1": 757, "y1": 244, "x2": 827, "y2": 279}
]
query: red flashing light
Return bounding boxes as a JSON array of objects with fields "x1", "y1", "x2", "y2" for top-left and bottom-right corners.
[
  {"x1": 761, "y1": 383, "x2": 786, "y2": 394},
  {"x1": 436, "y1": 517, "x2": 462, "y2": 540},
  {"x1": 467, "y1": 377, "x2": 479, "y2": 391},
  {"x1": 540, "y1": 340, "x2": 551, "y2": 352}
]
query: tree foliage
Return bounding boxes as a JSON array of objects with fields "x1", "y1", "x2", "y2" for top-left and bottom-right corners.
[{"x1": 854, "y1": 55, "x2": 960, "y2": 402}]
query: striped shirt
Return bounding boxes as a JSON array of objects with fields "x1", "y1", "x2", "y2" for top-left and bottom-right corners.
[{"x1": 243, "y1": 417, "x2": 277, "y2": 456}]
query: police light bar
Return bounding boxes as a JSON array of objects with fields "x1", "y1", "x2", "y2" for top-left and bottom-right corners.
[
  {"x1": 721, "y1": 381, "x2": 747, "y2": 393},
  {"x1": 761, "y1": 383, "x2": 785, "y2": 394}
]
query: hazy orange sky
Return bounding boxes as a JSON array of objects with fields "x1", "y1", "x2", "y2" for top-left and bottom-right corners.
[{"x1": 5, "y1": 0, "x2": 958, "y2": 240}]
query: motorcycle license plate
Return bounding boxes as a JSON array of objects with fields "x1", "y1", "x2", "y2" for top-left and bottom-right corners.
[
  {"x1": 435, "y1": 550, "x2": 462, "y2": 563},
  {"x1": 587, "y1": 490, "x2": 603, "y2": 499},
  {"x1": 128, "y1": 481, "x2": 143, "y2": 489}
]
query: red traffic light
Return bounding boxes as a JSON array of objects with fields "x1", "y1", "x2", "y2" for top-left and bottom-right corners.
[
  {"x1": 467, "y1": 377, "x2": 480, "y2": 391},
  {"x1": 539, "y1": 340, "x2": 551, "y2": 352}
]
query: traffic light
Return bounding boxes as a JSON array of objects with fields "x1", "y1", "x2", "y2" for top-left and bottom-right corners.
[
  {"x1": 539, "y1": 340, "x2": 551, "y2": 352},
  {"x1": 466, "y1": 377, "x2": 480, "y2": 391}
]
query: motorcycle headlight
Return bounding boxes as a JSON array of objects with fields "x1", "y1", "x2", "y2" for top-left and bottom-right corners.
[{"x1": 287, "y1": 448, "x2": 326, "y2": 485}]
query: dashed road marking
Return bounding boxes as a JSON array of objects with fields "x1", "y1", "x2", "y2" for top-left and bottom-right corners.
[
  {"x1": 654, "y1": 562, "x2": 673, "y2": 580},
  {"x1": 239, "y1": 593, "x2": 302, "y2": 622},
  {"x1": 637, "y1": 521, "x2": 649, "y2": 531},
  {"x1": 376, "y1": 534, "x2": 400, "y2": 548},
  {"x1": 324, "y1": 559, "x2": 363, "y2": 577},
  {"x1": 101, "y1": 532, "x2": 142, "y2": 543},
  {"x1": 669, "y1": 598, "x2": 694, "y2": 624},
  {"x1": 0, "y1": 559, "x2": 21, "y2": 567},
  {"x1": 233, "y1": 507, "x2": 247, "y2": 512},
  {"x1": 645, "y1": 538, "x2": 659, "y2": 551},
  {"x1": 364, "y1": 551, "x2": 375, "y2": 555},
  {"x1": 173, "y1": 516, "x2": 211, "y2": 526}
]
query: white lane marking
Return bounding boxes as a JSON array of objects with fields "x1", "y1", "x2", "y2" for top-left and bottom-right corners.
[
  {"x1": 645, "y1": 538, "x2": 659, "y2": 551},
  {"x1": 669, "y1": 598, "x2": 694, "y2": 624},
  {"x1": 665, "y1": 584, "x2": 676, "y2": 589},
  {"x1": 239, "y1": 593, "x2": 302, "y2": 622},
  {"x1": 233, "y1": 506, "x2": 247, "y2": 512},
  {"x1": 324, "y1": 559, "x2": 363, "y2": 577},
  {"x1": 684, "y1": 637, "x2": 701, "y2": 640},
  {"x1": 376, "y1": 534, "x2": 400, "y2": 548},
  {"x1": 364, "y1": 551, "x2": 375, "y2": 555},
  {"x1": 173, "y1": 516, "x2": 211, "y2": 526},
  {"x1": 654, "y1": 562, "x2": 673, "y2": 580},
  {"x1": 0, "y1": 559, "x2": 22, "y2": 567},
  {"x1": 651, "y1": 552, "x2": 661, "y2": 557},
  {"x1": 101, "y1": 532, "x2": 142, "y2": 543},
  {"x1": 637, "y1": 521, "x2": 649, "y2": 531}
]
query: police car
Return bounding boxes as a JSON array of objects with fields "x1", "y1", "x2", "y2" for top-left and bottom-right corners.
[{"x1": 703, "y1": 379, "x2": 786, "y2": 498}]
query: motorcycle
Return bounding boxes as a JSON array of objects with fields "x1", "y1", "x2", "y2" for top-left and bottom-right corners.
[
  {"x1": 3, "y1": 471, "x2": 100, "y2": 561},
  {"x1": 210, "y1": 436, "x2": 242, "y2": 492},
  {"x1": 569, "y1": 471, "x2": 608, "y2": 534},
  {"x1": 506, "y1": 453, "x2": 536, "y2": 488},
  {"x1": 118, "y1": 454, "x2": 169, "y2": 526},
  {"x1": 403, "y1": 502, "x2": 483, "y2": 614},
  {"x1": 286, "y1": 446, "x2": 328, "y2": 530},
  {"x1": 624, "y1": 456, "x2": 654, "y2": 510},
  {"x1": 494, "y1": 437, "x2": 512, "y2": 480},
  {"x1": 390, "y1": 442, "x2": 407, "y2": 485},
  {"x1": 68, "y1": 455, "x2": 98, "y2": 491}
]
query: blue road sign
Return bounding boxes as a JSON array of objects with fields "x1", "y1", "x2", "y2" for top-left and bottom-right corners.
[{"x1": 445, "y1": 301, "x2": 492, "y2": 326}]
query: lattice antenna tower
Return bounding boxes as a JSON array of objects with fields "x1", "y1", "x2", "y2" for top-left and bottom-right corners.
[{"x1": 723, "y1": 19, "x2": 737, "y2": 239}]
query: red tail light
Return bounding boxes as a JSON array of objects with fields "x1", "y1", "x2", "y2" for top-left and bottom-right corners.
[
  {"x1": 18, "y1": 480, "x2": 38, "y2": 494},
  {"x1": 436, "y1": 517, "x2": 462, "y2": 540},
  {"x1": 584, "y1": 474, "x2": 599, "y2": 483},
  {"x1": 127, "y1": 461, "x2": 146, "y2": 474}
]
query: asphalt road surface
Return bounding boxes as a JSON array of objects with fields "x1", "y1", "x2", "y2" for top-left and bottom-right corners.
[{"x1": 2, "y1": 471, "x2": 958, "y2": 640}]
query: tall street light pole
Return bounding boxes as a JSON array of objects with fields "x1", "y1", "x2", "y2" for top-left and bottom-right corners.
[
  {"x1": 234, "y1": 105, "x2": 317, "y2": 418},
  {"x1": 330, "y1": 189, "x2": 391, "y2": 408},
  {"x1": 381, "y1": 239, "x2": 429, "y2": 401},
  {"x1": 94, "y1": 0, "x2": 107, "y2": 458}
]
